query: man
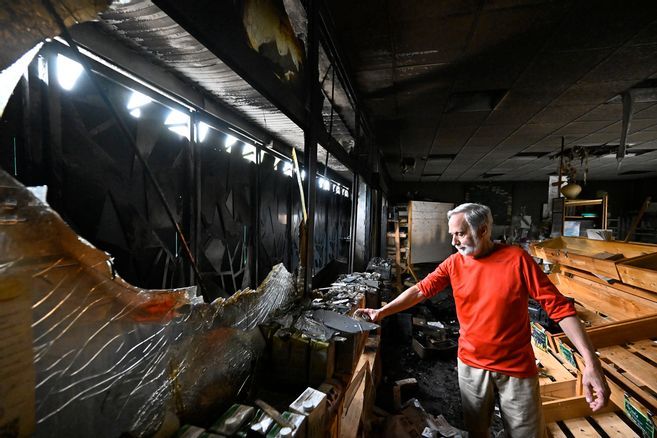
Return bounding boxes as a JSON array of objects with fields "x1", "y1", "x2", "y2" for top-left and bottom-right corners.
[{"x1": 356, "y1": 203, "x2": 609, "y2": 437}]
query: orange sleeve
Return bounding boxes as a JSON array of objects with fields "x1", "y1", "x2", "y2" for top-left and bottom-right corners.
[
  {"x1": 416, "y1": 257, "x2": 452, "y2": 298},
  {"x1": 520, "y1": 252, "x2": 576, "y2": 322}
]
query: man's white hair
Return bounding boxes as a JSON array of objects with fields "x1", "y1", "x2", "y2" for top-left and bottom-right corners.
[{"x1": 447, "y1": 203, "x2": 493, "y2": 238}]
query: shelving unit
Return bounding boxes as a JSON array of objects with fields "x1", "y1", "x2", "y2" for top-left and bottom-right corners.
[
  {"x1": 386, "y1": 204, "x2": 411, "y2": 292},
  {"x1": 552, "y1": 195, "x2": 608, "y2": 237}
]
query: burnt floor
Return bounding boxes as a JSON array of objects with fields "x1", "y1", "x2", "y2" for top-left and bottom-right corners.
[{"x1": 372, "y1": 285, "x2": 505, "y2": 436}]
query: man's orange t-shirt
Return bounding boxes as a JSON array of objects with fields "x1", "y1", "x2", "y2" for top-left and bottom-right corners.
[{"x1": 416, "y1": 244, "x2": 576, "y2": 378}]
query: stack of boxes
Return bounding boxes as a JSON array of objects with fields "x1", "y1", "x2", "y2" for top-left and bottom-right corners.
[{"x1": 174, "y1": 387, "x2": 327, "y2": 438}]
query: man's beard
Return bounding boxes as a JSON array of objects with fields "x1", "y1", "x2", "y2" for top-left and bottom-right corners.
[
  {"x1": 455, "y1": 234, "x2": 480, "y2": 256},
  {"x1": 456, "y1": 245, "x2": 475, "y2": 256}
]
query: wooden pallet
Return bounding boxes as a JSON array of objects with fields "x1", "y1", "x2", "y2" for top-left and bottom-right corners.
[
  {"x1": 547, "y1": 411, "x2": 639, "y2": 437},
  {"x1": 541, "y1": 367, "x2": 649, "y2": 437},
  {"x1": 599, "y1": 339, "x2": 657, "y2": 411}
]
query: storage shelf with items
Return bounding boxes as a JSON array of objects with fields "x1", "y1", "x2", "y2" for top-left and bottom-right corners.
[
  {"x1": 386, "y1": 204, "x2": 410, "y2": 292},
  {"x1": 552, "y1": 194, "x2": 608, "y2": 237}
]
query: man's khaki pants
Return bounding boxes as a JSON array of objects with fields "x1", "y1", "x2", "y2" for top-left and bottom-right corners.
[{"x1": 458, "y1": 358, "x2": 546, "y2": 438}]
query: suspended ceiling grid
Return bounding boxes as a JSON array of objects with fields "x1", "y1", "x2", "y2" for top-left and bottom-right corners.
[{"x1": 325, "y1": 0, "x2": 657, "y2": 182}]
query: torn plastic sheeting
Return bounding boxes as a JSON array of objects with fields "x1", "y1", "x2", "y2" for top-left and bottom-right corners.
[
  {"x1": 210, "y1": 264, "x2": 297, "y2": 331},
  {"x1": 0, "y1": 169, "x2": 297, "y2": 437}
]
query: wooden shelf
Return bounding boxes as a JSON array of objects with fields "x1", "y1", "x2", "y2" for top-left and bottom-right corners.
[{"x1": 564, "y1": 198, "x2": 606, "y2": 207}]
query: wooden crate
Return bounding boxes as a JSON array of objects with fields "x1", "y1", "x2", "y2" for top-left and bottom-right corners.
[
  {"x1": 551, "y1": 314, "x2": 657, "y2": 415},
  {"x1": 533, "y1": 345, "x2": 577, "y2": 390},
  {"x1": 542, "y1": 361, "x2": 653, "y2": 437},
  {"x1": 618, "y1": 252, "x2": 657, "y2": 293},
  {"x1": 552, "y1": 271, "x2": 657, "y2": 321},
  {"x1": 530, "y1": 237, "x2": 657, "y2": 280},
  {"x1": 558, "y1": 265, "x2": 657, "y2": 304}
]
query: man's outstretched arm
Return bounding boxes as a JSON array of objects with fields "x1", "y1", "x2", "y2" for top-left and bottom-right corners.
[
  {"x1": 558, "y1": 315, "x2": 610, "y2": 411},
  {"x1": 355, "y1": 284, "x2": 426, "y2": 322}
]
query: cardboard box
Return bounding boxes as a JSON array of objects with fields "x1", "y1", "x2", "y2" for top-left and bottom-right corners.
[
  {"x1": 209, "y1": 404, "x2": 255, "y2": 436},
  {"x1": 289, "y1": 387, "x2": 327, "y2": 438},
  {"x1": 266, "y1": 412, "x2": 306, "y2": 438}
]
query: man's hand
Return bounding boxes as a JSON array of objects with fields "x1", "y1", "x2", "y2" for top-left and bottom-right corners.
[
  {"x1": 353, "y1": 284, "x2": 426, "y2": 324},
  {"x1": 582, "y1": 362, "x2": 610, "y2": 411},
  {"x1": 354, "y1": 308, "x2": 383, "y2": 323},
  {"x1": 558, "y1": 316, "x2": 610, "y2": 412}
]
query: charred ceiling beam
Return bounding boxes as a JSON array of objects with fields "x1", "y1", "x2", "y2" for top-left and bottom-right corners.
[
  {"x1": 151, "y1": 0, "x2": 370, "y2": 186},
  {"x1": 152, "y1": 0, "x2": 307, "y2": 137}
]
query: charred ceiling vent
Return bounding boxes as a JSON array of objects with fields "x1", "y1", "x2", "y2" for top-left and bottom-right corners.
[
  {"x1": 446, "y1": 89, "x2": 507, "y2": 113},
  {"x1": 513, "y1": 152, "x2": 548, "y2": 159},
  {"x1": 619, "y1": 170, "x2": 653, "y2": 175},
  {"x1": 423, "y1": 154, "x2": 456, "y2": 162},
  {"x1": 400, "y1": 157, "x2": 416, "y2": 175}
]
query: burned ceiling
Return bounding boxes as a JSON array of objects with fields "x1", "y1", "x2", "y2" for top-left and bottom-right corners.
[
  {"x1": 324, "y1": 0, "x2": 657, "y2": 182},
  {"x1": 92, "y1": 0, "x2": 357, "y2": 176}
]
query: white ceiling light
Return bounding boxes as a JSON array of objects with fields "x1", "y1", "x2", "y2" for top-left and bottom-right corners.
[
  {"x1": 318, "y1": 176, "x2": 330, "y2": 190},
  {"x1": 164, "y1": 109, "x2": 190, "y2": 139},
  {"x1": 225, "y1": 134, "x2": 238, "y2": 151},
  {"x1": 197, "y1": 122, "x2": 210, "y2": 142},
  {"x1": 56, "y1": 54, "x2": 83, "y2": 91},
  {"x1": 127, "y1": 90, "x2": 152, "y2": 110}
]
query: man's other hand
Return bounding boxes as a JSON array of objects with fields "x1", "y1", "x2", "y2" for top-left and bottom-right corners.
[{"x1": 583, "y1": 363, "x2": 610, "y2": 411}]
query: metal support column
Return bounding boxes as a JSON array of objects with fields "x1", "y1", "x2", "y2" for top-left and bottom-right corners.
[
  {"x1": 303, "y1": 0, "x2": 319, "y2": 294},
  {"x1": 348, "y1": 173, "x2": 358, "y2": 273},
  {"x1": 254, "y1": 141, "x2": 261, "y2": 287}
]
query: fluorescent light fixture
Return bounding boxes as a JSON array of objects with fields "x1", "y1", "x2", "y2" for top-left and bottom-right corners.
[
  {"x1": 197, "y1": 122, "x2": 210, "y2": 142},
  {"x1": 282, "y1": 161, "x2": 293, "y2": 177},
  {"x1": 165, "y1": 109, "x2": 189, "y2": 126},
  {"x1": 127, "y1": 90, "x2": 152, "y2": 110},
  {"x1": 225, "y1": 134, "x2": 238, "y2": 149},
  {"x1": 164, "y1": 109, "x2": 190, "y2": 139},
  {"x1": 242, "y1": 143, "x2": 256, "y2": 163},
  {"x1": 318, "y1": 177, "x2": 330, "y2": 191},
  {"x1": 168, "y1": 126, "x2": 190, "y2": 138},
  {"x1": 56, "y1": 53, "x2": 83, "y2": 91}
]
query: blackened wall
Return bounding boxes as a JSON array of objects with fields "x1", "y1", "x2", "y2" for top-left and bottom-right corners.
[
  {"x1": 391, "y1": 179, "x2": 657, "y2": 238},
  {"x1": 1, "y1": 44, "x2": 351, "y2": 299}
]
